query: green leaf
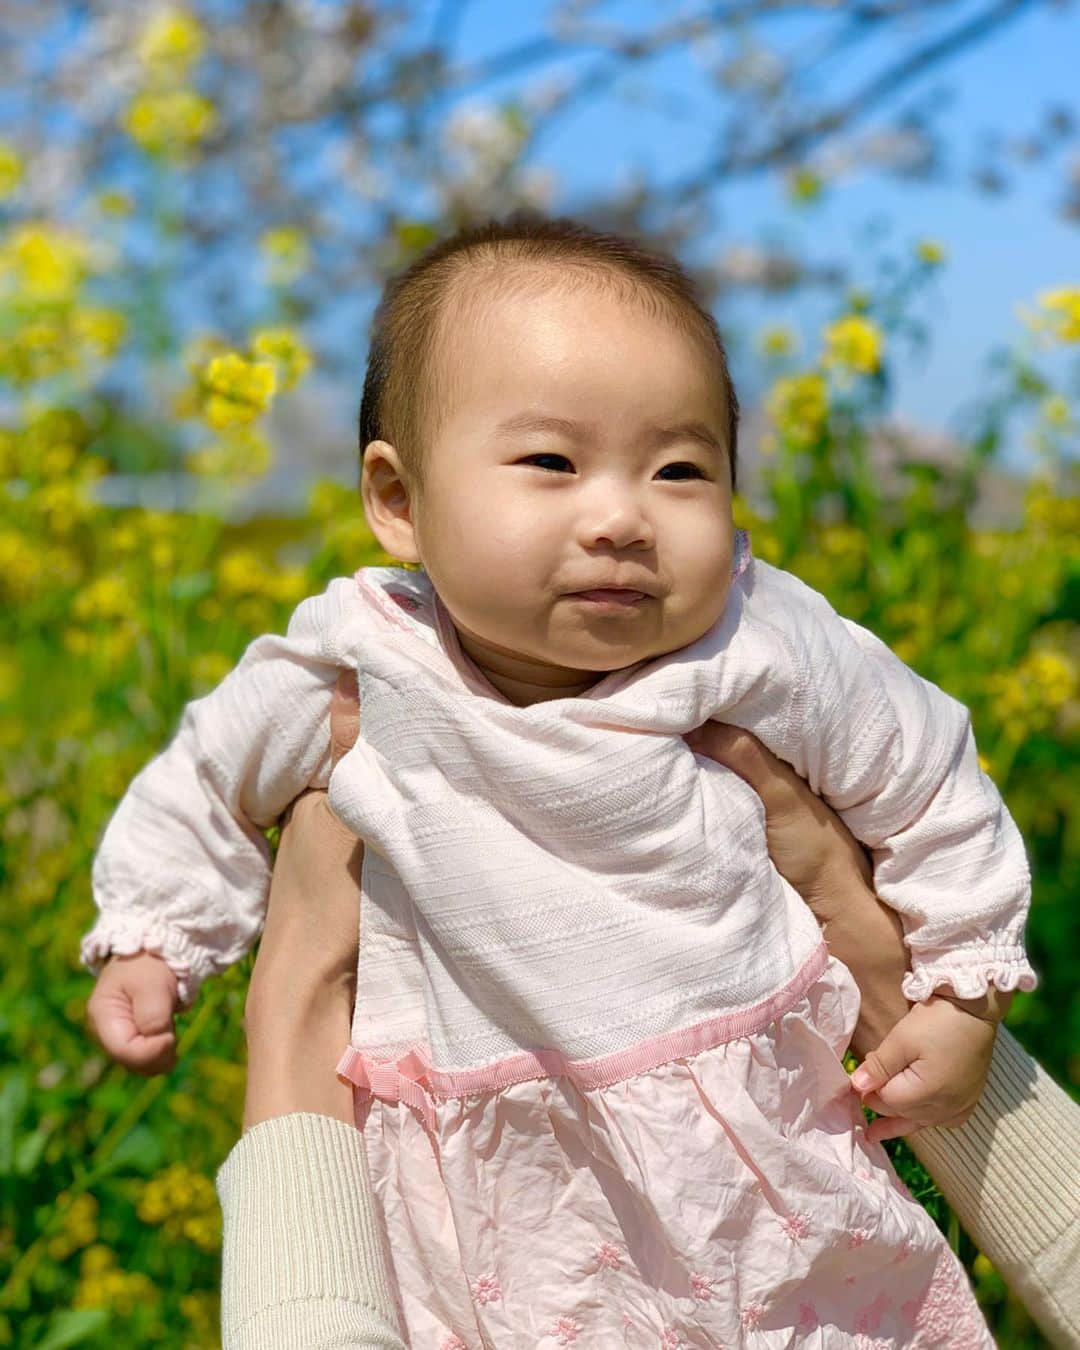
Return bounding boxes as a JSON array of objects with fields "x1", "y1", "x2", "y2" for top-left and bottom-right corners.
[
  {"x1": 0, "y1": 1072, "x2": 29, "y2": 1176},
  {"x1": 13, "y1": 1127, "x2": 48, "y2": 1177},
  {"x1": 35, "y1": 1309, "x2": 110, "y2": 1350},
  {"x1": 105, "y1": 1122, "x2": 163, "y2": 1175}
]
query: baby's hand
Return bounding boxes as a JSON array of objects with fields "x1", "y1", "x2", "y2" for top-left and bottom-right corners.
[
  {"x1": 86, "y1": 951, "x2": 181, "y2": 1076},
  {"x1": 849, "y1": 995, "x2": 1000, "y2": 1144}
]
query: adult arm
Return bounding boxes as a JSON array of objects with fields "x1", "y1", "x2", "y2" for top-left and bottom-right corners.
[{"x1": 217, "y1": 676, "x2": 408, "y2": 1349}]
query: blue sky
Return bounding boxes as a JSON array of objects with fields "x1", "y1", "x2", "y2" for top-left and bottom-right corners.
[{"x1": 425, "y1": 0, "x2": 1078, "y2": 470}]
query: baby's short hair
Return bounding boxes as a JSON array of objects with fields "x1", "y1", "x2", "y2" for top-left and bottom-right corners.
[{"x1": 358, "y1": 210, "x2": 739, "y2": 495}]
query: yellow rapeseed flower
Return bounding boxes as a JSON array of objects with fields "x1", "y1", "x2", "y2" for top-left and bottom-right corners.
[
  {"x1": 137, "y1": 8, "x2": 206, "y2": 80},
  {"x1": 915, "y1": 239, "x2": 947, "y2": 266},
  {"x1": 787, "y1": 167, "x2": 823, "y2": 205},
  {"x1": 259, "y1": 226, "x2": 311, "y2": 284},
  {"x1": 187, "y1": 428, "x2": 272, "y2": 477},
  {"x1": 218, "y1": 549, "x2": 267, "y2": 597},
  {"x1": 191, "y1": 651, "x2": 234, "y2": 690},
  {"x1": 757, "y1": 326, "x2": 798, "y2": 359},
  {"x1": 0, "y1": 224, "x2": 89, "y2": 304},
  {"x1": 1036, "y1": 287, "x2": 1080, "y2": 342},
  {"x1": 74, "y1": 1245, "x2": 158, "y2": 1315},
  {"x1": 0, "y1": 141, "x2": 24, "y2": 199},
  {"x1": 46, "y1": 1192, "x2": 99, "y2": 1261},
  {"x1": 1019, "y1": 286, "x2": 1080, "y2": 344},
  {"x1": 200, "y1": 352, "x2": 277, "y2": 429},
  {"x1": 72, "y1": 307, "x2": 127, "y2": 359},
  {"x1": 96, "y1": 188, "x2": 135, "y2": 217},
  {"x1": 252, "y1": 327, "x2": 313, "y2": 390},
  {"x1": 822, "y1": 315, "x2": 884, "y2": 375},
  {"x1": 73, "y1": 574, "x2": 135, "y2": 622},
  {"x1": 137, "y1": 1163, "x2": 221, "y2": 1250},
  {"x1": 123, "y1": 88, "x2": 216, "y2": 158},
  {"x1": 765, "y1": 371, "x2": 829, "y2": 450},
  {"x1": 31, "y1": 480, "x2": 94, "y2": 535},
  {"x1": 1040, "y1": 394, "x2": 1073, "y2": 429}
]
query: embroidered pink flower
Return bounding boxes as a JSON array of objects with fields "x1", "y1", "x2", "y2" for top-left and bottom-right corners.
[
  {"x1": 891, "y1": 1238, "x2": 915, "y2": 1265},
  {"x1": 908, "y1": 1249, "x2": 987, "y2": 1346},
  {"x1": 592, "y1": 1240, "x2": 624, "y2": 1272},
  {"x1": 551, "y1": 1315, "x2": 582, "y2": 1345},
  {"x1": 689, "y1": 1271, "x2": 716, "y2": 1302},
  {"x1": 740, "y1": 1302, "x2": 765, "y2": 1330},
  {"x1": 848, "y1": 1228, "x2": 871, "y2": 1249},
  {"x1": 440, "y1": 1338, "x2": 467, "y2": 1350},
  {"x1": 797, "y1": 1303, "x2": 819, "y2": 1333},
  {"x1": 779, "y1": 1212, "x2": 811, "y2": 1240},
  {"x1": 469, "y1": 1272, "x2": 502, "y2": 1306},
  {"x1": 660, "y1": 1328, "x2": 684, "y2": 1349},
  {"x1": 855, "y1": 1293, "x2": 892, "y2": 1335}
]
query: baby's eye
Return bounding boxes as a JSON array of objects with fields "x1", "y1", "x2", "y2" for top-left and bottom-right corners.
[
  {"x1": 519, "y1": 453, "x2": 572, "y2": 472},
  {"x1": 656, "y1": 463, "x2": 705, "y2": 480},
  {"x1": 517, "y1": 455, "x2": 706, "y2": 480}
]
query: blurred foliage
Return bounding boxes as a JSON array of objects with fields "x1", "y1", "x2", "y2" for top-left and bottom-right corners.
[{"x1": 0, "y1": 7, "x2": 1077, "y2": 1349}]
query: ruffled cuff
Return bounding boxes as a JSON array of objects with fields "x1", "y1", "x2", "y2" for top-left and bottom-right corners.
[
  {"x1": 80, "y1": 913, "x2": 218, "y2": 1009},
  {"x1": 902, "y1": 942, "x2": 1038, "y2": 1003}
]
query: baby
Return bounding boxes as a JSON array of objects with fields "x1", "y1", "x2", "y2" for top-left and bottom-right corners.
[{"x1": 85, "y1": 213, "x2": 1033, "y2": 1344}]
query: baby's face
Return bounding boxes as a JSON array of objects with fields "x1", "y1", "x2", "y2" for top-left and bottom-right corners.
[{"x1": 374, "y1": 278, "x2": 735, "y2": 706}]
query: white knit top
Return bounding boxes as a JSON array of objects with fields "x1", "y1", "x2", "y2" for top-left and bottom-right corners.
[{"x1": 81, "y1": 535, "x2": 1036, "y2": 1047}]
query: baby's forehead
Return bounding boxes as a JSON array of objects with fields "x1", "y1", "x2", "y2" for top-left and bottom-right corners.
[
  {"x1": 425, "y1": 258, "x2": 727, "y2": 433},
  {"x1": 437, "y1": 261, "x2": 712, "y2": 377}
]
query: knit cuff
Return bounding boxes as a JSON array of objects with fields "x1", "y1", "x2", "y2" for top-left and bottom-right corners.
[
  {"x1": 216, "y1": 1111, "x2": 406, "y2": 1350},
  {"x1": 910, "y1": 1027, "x2": 1080, "y2": 1348}
]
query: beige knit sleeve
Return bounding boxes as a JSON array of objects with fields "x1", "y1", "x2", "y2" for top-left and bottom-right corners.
[
  {"x1": 910, "y1": 1026, "x2": 1080, "y2": 1349},
  {"x1": 215, "y1": 1111, "x2": 407, "y2": 1350}
]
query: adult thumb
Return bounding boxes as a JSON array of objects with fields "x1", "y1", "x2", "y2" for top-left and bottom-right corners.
[
  {"x1": 850, "y1": 1023, "x2": 912, "y2": 1095},
  {"x1": 689, "y1": 722, "x2": 808, "y2": 822},
  {"x1": 330, "y1": 669, "x2": 361, "y2": 769}
]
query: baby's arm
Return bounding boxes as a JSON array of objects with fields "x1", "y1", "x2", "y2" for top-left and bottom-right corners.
[
  {"x1": 717, "y1": 563, "x2": 1036, "y2": 1129},
  {"x1": 84, "y1": 579, "x2": 359, "y2": 1072}
]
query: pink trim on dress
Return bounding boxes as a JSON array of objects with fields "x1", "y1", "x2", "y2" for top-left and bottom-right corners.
[{"x1": 337, "y1": 941, "x2": 829, "y2": 1132}]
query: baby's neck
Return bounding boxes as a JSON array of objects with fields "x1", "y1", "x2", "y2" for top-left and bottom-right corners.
[
  {"x1": 480, "y1": 666, "x2": 605, "y2": 706},
  {"x1": 453, "y1": 626, "x2": 607, "y2": 706}
]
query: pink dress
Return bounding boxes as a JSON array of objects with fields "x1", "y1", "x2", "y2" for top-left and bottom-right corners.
[
  {"x1": 341, "y1": 957, "x2": 991, "y2": 1348},
  {"x1": 82, "y1": 533, "x2": 1034, "y2": 1345}
]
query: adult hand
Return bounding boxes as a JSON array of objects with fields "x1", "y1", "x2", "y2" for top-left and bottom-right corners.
[{"x1": 684, "y1": 722, "x2": 911, "y2": 1058}]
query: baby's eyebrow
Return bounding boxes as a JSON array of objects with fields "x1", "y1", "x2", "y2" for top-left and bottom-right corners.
[{"x1": 494, "y1": 412, "x2": 726, "y2": 458}]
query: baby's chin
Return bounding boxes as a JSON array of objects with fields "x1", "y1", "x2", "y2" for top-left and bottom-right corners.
[{"x1": 545, "y1": 610, "x2": 723, "y2": 674}]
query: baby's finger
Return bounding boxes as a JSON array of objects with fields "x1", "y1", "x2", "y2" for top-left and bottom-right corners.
[
  {"x1": 861, "y1": 1063, "x2": 934, "y2": 1115},
  {"x1": 867, "y1": 1114, "x2": 922, "y2": 1144},
  {"x1": 90, "y1": 998, "x2": 177, "y2": 1075}
]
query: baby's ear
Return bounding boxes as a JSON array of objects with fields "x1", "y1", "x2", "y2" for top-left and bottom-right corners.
[{"x1": 360, "y1": 440, "x2": 422, "y2": 563}]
